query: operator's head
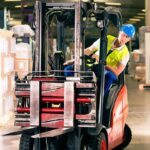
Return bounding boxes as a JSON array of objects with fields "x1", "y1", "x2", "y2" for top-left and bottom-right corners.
[{"x1": 118, "y1": 24, "x2": 135, "y2": 46}]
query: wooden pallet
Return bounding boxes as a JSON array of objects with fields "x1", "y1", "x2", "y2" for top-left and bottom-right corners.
[{"x1": 139, "y1": 84, "x2": 150, "y2": 90}]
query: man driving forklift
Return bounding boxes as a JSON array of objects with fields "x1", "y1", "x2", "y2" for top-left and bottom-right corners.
[{"x1": 64, "y1": 24, "x2": 135, "y2": 96}]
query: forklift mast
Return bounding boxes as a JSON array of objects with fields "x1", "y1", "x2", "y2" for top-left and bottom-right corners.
[{"x1": 34, "y1": 1, "x2": 83, "y2": 74}]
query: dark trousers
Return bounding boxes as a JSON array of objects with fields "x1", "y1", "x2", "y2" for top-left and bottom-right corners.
[{"x1": 64, "y1": 65, "x2": 117, "y2": 96}]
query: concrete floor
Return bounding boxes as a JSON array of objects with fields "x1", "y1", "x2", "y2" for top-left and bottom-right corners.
[
  {"x1": 0, "y1": 75, "x2": 150, "y2": 150},
  {"x1": 125, "y1": 75, "x2": 150, "y2": 150}
]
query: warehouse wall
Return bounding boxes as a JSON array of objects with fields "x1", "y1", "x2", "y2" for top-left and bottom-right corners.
[{"x1": 146, "y1": 0, "x2": 150, "y2": 26}]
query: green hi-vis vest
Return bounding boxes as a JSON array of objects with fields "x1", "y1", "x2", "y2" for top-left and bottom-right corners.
[
  {"x1": 85, "y1": 35, "x2": 129, "y2": 68},
  {"x1": 106, "y1": 35, "x2": 129, "y2": 68}
]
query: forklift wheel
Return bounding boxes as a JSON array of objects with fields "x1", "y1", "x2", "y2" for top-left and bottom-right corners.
[
  {"x1": 122, "y1": 124, "x2": 132, "y2": 148},
  {"x1": 114, "y1": 124, "x2": 132, "y2": 150},
  {"x1": 87, "y1": 132, "x2": 107, "y2": 150},
  {"x1": 19, "y1": 134, "x2": 33, "y2": 150}
]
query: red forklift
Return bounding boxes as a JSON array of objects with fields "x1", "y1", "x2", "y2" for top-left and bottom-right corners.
[{"x1": 5, "y1": 1, "x2": 132, "y2": 150}]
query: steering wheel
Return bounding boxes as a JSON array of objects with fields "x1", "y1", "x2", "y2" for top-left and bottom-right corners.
[{"x1": 84, "y1": 55, "x2": 96, "y2": 65}]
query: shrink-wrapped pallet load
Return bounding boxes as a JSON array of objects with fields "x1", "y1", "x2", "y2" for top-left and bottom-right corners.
[
  {"x1": 15, "y1": 42, "x2": 32, "y2": 79},
  {"x1": 0, "y1": 29, "x2": 15, "y2": 126}
]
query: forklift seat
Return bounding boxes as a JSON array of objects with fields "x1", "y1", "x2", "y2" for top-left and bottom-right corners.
[
  {"x1": 102, "y1": 82, "x2": 122, "y2": 127},
  {"x1": 102, "y1": 70, "x2": 125, "y2": 127}
]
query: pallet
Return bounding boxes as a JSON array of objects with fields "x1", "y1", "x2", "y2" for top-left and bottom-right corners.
[{"x1": 139, "y1": 84, "x2": 150, "y2": 90}]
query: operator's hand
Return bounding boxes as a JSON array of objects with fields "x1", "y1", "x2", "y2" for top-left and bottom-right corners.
[
  {"x1": 91, "y1": 54, "x2": 99, "y2": 62},
  {"x1": 63, "y1": 59, "x2": 75, "y2": 66}
]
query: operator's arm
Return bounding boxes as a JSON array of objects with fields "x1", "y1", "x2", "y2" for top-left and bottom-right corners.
[
  {"x1": 106, "y1": 63, "x2": 125, "y2": 76},
  {"x1": 84, "y1": 45, "x2": 97, "y2": 56},
  {"x1": 63, "y1": 45, "x2": 96, "y2": 66},
  {"x1": 84, "y1": 45, "x2": 100, "y2": 62},
  {"x1": 63, "y1": 59, "x2": 75, "y2": 66},
  {"x1": 106, "y1": 54, "x2": 130, "y2": 76}
]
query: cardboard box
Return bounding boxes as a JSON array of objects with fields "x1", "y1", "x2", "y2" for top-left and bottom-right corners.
[
  {"x1": 0, "y1": 92, "x2": 15, "y2": 126},
  {"x1": 0, "y1": 37, "x2": 9, "y2": 54},
  {"x1": 0, "y1": 76, "x2": 8, "y2": 95},
  {"x1": 0, "y1": 91, "x2": 15, "y2": 115},
  {"x1": 15, "y1": 58, "x2": 32, "y2": 79},
  {"x1": 0, "y1": 29, "x2": 14, "y2": 54},
  {"x1": 139, "y1": 26, "x2": 150, "y2": 53},
  {"x1": 0, "y1": 73, "x2": 15, "y2": 95},
  {"x1": 0, "y1": 53, "x2": 15, "y2": 77}
]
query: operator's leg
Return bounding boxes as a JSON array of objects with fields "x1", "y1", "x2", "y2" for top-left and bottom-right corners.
[
  {"x1": 104, "y1": 70, "x2": 117, "y2": 96},
  {"x1": 88, "y1": 64, "x2": 118, "y2": 96},
  {"x1": 64, "y1": 65, "x2": 74, "y2": 76}
]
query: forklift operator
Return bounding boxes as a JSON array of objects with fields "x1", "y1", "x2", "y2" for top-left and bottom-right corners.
[{"x1": 64, "y1": 24, "x2": 135, "y2": 96}]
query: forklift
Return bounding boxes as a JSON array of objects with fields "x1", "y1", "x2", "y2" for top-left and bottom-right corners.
[{"x1": 5, "y1": 1, "x2": 132, "y2": 150}]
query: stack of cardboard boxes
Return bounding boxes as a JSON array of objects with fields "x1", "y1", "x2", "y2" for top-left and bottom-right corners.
[
  {"x1": 128, "y1": 26, "x2": 150, "y2": 83},
  {"x1": 128, "y1": 50, "x2": 145, "y2": 82},
  {"x1": 0, "y1": 29, "x2": 16, "y2": 126},
  {"x1": 0, "y1": 25, "x2": 34, "y2": 126}
]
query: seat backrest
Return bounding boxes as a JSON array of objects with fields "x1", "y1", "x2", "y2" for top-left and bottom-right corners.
[{"x1": 102, "y1": 83, "x2": 122, "y2": 127}]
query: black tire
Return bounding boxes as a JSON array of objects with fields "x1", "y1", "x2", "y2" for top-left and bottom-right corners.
[
  {"x1": 80, "y1": 135, "x2": 88, "y2": 150},
  {"x1": 63, "y1": 132, "x2": 84, "y2": 150},
  {"x1": 122, "y1": 124, "x2": 132, "y2": 148},
  {"x1": 87, "y1": 132, "x2": 108, "y2": 150},
  {"x1": 114, "y1": 124, "x2": 132, "y2": 150},
  {"x1": 46, "y1": 137, "x2": 61, "y2": 150},
  {"x1": 19, "y1": 133, "x2": 47, "y2": 150},
  {"x1": 19, "y1": 134, "x2": 34, "y2": 150}
]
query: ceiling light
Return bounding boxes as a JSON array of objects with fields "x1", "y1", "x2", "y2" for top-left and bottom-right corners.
[
  {"x1": 134, "y1": 16, "x2": 145, "y2": 19},
  {"x1": 15, "y1": 5, "x2": 21, "y2": 8},
  {"x1": 126, "y1": 20, "x2": 137, "y2": 23},
  {"x1": 94, "y1": 0, "x2": 105, "y2": 2},
  {"x1": 5, "y1": 0, "x2": 21, "y2": 1},
  {"x1": 15, "y1": 5, "x2": 27, "y2": 8},
  {"x1": 82, "y1": 0, "x2": 90, "y2": 2},
  {"x1": 126, "y1": 21, "x2": 136, "y2": 24},
  {"x1": 126, "y1": 22, "x2": 136, "y2": 24},
  {"x1": 129, "y1": 18, "x2": 141, "y2": 22},
  {"x1": 126, "y1": 21, "x2": 136, "y2": 23},
  {"x1": 137, "y1": 13, "x2": 146, "y2": 16},
  {"x1": 8, "y1": 20, "x2": 21, "y2": 26},
  {"x1": 105, "y1": 2, "x2": 121, "y2": 6},
  {"x1": 9, "y1": 17, "x2": 14, "y2": 21}
]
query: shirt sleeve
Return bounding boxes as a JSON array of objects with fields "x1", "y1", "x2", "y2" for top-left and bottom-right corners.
[
  {"x1": 92, "y1": 38, "x2": 100, "y2": 55},
  {"x1": 119, "y1": 54, "x2": 130, "y2": 66},
  {"x1": 92, "y1": 38, "x2": 100, "y2": 50}
]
